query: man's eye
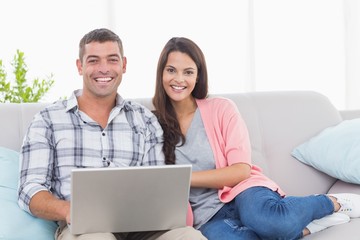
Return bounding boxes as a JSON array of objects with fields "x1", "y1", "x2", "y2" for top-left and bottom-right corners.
[{"x1": 88, "y1": 59, "x2": 97, "y2": 63}]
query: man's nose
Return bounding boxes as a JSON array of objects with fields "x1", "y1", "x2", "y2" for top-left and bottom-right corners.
[{"x1": 98, "y1": 60, "x2": 110, "y2": 73}]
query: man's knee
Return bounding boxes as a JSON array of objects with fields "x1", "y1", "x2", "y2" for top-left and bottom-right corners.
[
  {"x1": 56, "y1": 225, "x2": 118, "y2": 240},
  {"x1": 77, "y1": 232, "x2": 118, "y2": 240},
  {"x1": 157, "y1": 226, "x2": 207, "y2": 240}
]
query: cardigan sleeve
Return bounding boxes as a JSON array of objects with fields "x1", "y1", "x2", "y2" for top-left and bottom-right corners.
[
  {"x1": 197, "y1": 97, "x2": 252, "y2": 168},
  {"x1": 197, "y1": 97, "x2": 285, "y2": 202},
  {"x1": 219, "y1": 99, "x2": 252, "y2": 166}
]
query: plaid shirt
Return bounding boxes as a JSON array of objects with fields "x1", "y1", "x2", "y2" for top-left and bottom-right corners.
[{"x1": 18, "y1": 90, "x2": 164, "y2": 214}]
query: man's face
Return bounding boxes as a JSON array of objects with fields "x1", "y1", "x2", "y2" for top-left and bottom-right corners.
[{"x1": 76, "y1": 41, "x2": 127, "y2": 100}]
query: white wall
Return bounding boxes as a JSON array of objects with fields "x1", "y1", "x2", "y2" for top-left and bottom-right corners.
[
  {"x1": 253, "y1": 0, "x2": 346, "y2": 108},
  {"x1": 0, "y1": 0, "x2": 249, "y2": 101},
  {"x1": 109, "y1": 0, "x2": 251, "y2": 99},
  {"x1": 1, "y1": 0, "x2": 359, "y2": 110}
]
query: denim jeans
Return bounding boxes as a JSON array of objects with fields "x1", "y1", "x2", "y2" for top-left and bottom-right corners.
[{"x1": 199, "y1": 186, "x2": 334, "y2": 240}]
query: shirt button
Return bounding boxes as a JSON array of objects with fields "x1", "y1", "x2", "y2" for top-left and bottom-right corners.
[
  {"x1": 103, "y1": 157, "x2": 106, "y2": 161},
  {"x1": 102, "y1": 133, "x2": 105, "y2": 136}
]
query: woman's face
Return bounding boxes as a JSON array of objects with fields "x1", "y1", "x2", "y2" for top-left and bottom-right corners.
[{"x1": 162, "y1": 51, "x2": 198, "y2": 103}]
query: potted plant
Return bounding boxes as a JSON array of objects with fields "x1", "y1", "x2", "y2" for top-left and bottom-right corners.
[{"x1": 0, "y1": 50, "x2": 54, "y2": 103}]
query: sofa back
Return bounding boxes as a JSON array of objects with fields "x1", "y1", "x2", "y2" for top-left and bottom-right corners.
[
  {"x1": 229, "y1": 91, "x2": 342, "y2": 196},
  {"x1": 0, "y1": 91, "x2": 343, "y2": 196},
  {"x1": 0, "y1": 103, "x2": 49, "y2": 151}
]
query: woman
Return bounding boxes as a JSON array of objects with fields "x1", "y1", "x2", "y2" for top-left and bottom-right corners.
[{"x1": 152, "y1": 37, "x2": 360, "y2": 239}]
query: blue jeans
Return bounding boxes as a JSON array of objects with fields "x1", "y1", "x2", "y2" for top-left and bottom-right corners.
[{"x1": 199, "y1": 186, "x2": 334, "y2": 240}]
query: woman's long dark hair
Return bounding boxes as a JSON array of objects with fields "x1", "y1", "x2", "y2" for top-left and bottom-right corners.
[{"x1": 152, "y1": 37, "x2": 209, "y2": 164}]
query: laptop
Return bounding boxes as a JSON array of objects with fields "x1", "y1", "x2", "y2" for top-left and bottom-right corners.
[{"x1": 69, "y1": 164, "x2": 192, "y2": 235}]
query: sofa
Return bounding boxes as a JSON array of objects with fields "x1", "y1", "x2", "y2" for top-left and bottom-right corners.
[{"x1": 1, "y1": 90, "x2": 360, "y2": 239}]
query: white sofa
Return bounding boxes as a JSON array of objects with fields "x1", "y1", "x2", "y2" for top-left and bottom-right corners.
[{"x1": 1, "y1": 91, "x2": 360, "y2": 239}]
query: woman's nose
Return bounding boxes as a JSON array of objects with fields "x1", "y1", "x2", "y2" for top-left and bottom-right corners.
[{"x1": 174, "y1": 75, "x2": 185, "y2": 83}]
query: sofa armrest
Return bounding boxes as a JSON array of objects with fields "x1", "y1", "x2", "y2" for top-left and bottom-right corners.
[{"x1": 339, "y1": 110, "x2": 360, "y2": 120}]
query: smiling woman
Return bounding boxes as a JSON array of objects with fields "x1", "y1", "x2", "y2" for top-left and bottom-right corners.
[{"x1": 1, "y1": 0, "x2": 359, "y2": 109}]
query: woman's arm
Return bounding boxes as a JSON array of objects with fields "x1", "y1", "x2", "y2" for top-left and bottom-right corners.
[{"x1": 190, "y1": 162, "x2": 251, "y2": 189}]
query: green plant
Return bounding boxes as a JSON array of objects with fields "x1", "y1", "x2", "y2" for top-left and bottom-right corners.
[{"x1": 0, "y1": 50, "x2": 55, "y2": 103}]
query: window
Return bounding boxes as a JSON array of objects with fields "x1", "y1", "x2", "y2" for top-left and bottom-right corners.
[{"x1": 1, "y1": 0, "x2": 359, "y2": 109}]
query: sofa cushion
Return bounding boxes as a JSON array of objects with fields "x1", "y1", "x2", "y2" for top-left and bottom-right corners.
[
  {"x1": 235, "y1": 91, "x2": 341, "y2": 196},
  {"x1": 291, "y1": 119, "x2": 360, "y2": 184},
  {"x1": 0, "y1": 146, "x2": 58, "y2": 240},
  {"x1": 0, "y1": 146, "x2": 20, "y2": 190}
]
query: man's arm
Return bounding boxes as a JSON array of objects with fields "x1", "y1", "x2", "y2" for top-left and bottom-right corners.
[
  {"x1": 29, "y1": 191, "x2": 71, "y2": 224},
  {"x1": 142, "y1": 108, "x2": 166, "y2": 166}
]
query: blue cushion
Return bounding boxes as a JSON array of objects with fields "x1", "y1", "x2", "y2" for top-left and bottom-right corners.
[
  {"x1": 0, "y1": 146, "x2": 20, "y2": 190},
  {"x1": 0, "y1": 147, "x2": 58, "y2": 240},
  {"x1": 292, "y1": 119, "x2": 360, "y2": 184}
]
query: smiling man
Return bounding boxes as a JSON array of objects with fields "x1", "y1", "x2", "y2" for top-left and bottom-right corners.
[{"x1": 17, "y1": 28, "x2": 206, "y2": 240}]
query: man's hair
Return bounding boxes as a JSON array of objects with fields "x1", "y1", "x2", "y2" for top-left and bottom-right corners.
[{"x1": 78, "y1": 28, "x2": 124, "y2": 62}]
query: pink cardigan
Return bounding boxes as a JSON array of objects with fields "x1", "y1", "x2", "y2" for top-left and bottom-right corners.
[{"x1": 186, "y1": 97, "x2": 285, "y2": 226}]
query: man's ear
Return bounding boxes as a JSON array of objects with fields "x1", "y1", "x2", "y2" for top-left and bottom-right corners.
[
  {"x1": 122, "y1": 56, "x2": 127, "y2": 73},
  {"x1": 76, "y1": 59, "x2": 83, "y2": 75}
]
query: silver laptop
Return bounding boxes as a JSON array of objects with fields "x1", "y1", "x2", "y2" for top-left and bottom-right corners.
[{"x1": 69, "y1": 164, "x2": 192, "y2": 235}]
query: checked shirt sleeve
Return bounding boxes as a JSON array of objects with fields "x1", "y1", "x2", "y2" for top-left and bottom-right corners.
[{"x1": 18, "y1": 112, "x2": 55, "y2": 214}]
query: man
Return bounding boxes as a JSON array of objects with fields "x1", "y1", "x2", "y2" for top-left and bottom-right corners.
[{"x1": 18, "y1": 28, "x2": 205, "y2": 240}]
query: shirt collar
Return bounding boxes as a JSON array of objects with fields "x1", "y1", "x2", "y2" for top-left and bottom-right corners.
[{"x1": 65, "y1": 89, "x2": 125, "y2": 112}]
